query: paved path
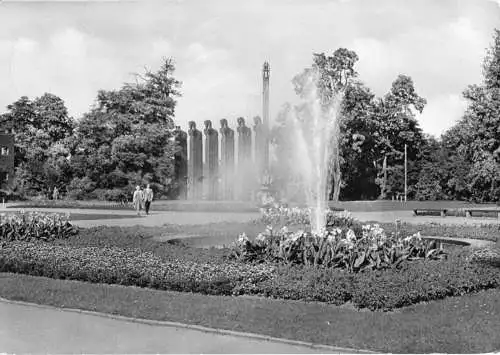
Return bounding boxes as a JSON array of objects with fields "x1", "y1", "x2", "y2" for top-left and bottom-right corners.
[
  {"x1": 5, "y1": 207, "x2": 499, "y2": 228},
  {"x1": 0, "y1": 300, "x2": 362, "y2": 354}
]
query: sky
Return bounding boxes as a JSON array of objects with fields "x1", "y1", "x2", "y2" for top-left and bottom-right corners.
[{"x1": 0, "y1": 0, "x2": 499, "y2": 137}]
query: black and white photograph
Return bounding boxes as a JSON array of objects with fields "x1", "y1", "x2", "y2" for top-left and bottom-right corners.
[{"x1": 0, "y1": 0, "x2": 499, "y2": 353}]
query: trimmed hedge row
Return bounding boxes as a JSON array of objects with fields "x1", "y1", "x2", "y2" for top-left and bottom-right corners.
[
  {"x1": 0, "y1": 241, "x2": 273, "y2": 296},
  {"x1": 1, "y1": 240, "x2": 499, "y2": 310},
  {"x1": 242, "y1": 254, "x2": 500, "y2": 310}
]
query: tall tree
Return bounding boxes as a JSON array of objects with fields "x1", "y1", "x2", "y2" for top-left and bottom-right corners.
[
  {"x1": 373, "y1": 75, "x2": 426, "y2": 198},
  {"x1": 440, "y1": 28, "x2": 500, "y2": 202},
  {"x1": 0, "y1": 94, "x2": 74, "y2": 196},
  {"x1": 71, "y1": 58, "x2": 182, "y2": 199},
  {"x1": 292, "y1": 48, "x2": 359, "y2": 202}
]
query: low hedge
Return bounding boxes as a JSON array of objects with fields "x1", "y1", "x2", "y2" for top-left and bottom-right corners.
[
  {"x1": 244, "y1": 253, "x2": 500, "y2": 310},
  {"x1": 1, "y1": 240, "x2": 499, "y2": 311},
  {"x1": 0, "y1": 241, "x2": 274, "y2": 296}
]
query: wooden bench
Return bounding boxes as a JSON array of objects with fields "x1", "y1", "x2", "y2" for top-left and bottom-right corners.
[
  {"x1": 465, "y1": 209, "x2": 500, "y2": 218},
  {"x1": 413, "y1": 209, "x2": 447, "y2": 217}
]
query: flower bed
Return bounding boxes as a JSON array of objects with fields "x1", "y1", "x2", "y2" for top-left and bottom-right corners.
[
  {"x1": 0, "y1": 240, "x2": 498, "y2": 311},
  {"x1": 231, "y1": 223, "x2": 445, "y2": 272},
  {"x1": 0, "y1": 241, "x2": 274, "y2": 296},
  {"x1": 0, "y1": 211, "x2": 78, "y2": 242}
]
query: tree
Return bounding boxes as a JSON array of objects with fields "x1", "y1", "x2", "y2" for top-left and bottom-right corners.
[
  {"x1": 292, "y1": 49, "x2": 359, "y2": 202},
  {"x1": 71, "y1": 58, "x2": 182, "y2": 199},
  {"x1": 439, "y1": 29, "x2": 500, "y2": 202},
  {"x1": 373, "y1": 75, "x2": 427, "y2": 199},
  {"x1": 0, "y1": 93, "x2": 75, "y2": 196}
]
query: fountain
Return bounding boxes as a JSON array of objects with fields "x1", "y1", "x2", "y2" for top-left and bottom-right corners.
[{"x1": 284, "y1": 73, "x2": 343, "y2": 233}]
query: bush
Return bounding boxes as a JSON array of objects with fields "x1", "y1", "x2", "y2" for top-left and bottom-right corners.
[
  {"x1": 238, "y1": 251, "x2": 500, "y2": 310},
  {"x1": 67, "y1": 177, "x2": 96, "y2": 200},
  {"x1": 91, "y1": 188, "x2": 130, "y2": 202},
  {"x1": 0, "y1": 211, "x2": 78, "y2": 242}
]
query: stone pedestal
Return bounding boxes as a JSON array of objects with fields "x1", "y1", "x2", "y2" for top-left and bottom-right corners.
[
  {"x1": 188, "y1": 121, "x2": 203, "y2": 200},
  {"x1": 220, "y1": 119, "x2": 235, "y2": 200},
  {"x1": 204, "y1": 120, "x2": 219, "y2": 200}
]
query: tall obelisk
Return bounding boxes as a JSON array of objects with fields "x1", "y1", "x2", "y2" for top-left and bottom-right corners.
[{"x1": 262, "y1": 61, "x2": 270, "y2": 172}]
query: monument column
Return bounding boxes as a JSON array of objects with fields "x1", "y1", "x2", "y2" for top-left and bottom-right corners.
[
  {"x1": 188, "y1": 121, "x2": 203, "y2": 200},
  {"x1": 262, "y1": 62, "x2": 270, "y2": 172},
  {"x1": 220, "y1": 119, "x2": 235, "y2": 200},
  {"x1": 174, "y1": 126, "x2": 188, "y2": 200},
  {"x1": 204, "y1": 120, "x2": 219, "y2": 200}
]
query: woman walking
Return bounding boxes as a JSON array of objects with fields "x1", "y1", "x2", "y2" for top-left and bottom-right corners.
[{"x1": 132, "y1": 185, "x2": 143, "y2": 216}]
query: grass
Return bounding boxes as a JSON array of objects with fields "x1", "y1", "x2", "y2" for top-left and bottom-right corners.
[{"x1": 0, "y1": 272, "x2": 499, "y2": 353}]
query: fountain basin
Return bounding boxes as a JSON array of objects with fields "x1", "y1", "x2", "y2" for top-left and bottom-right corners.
[{"x1": 421, "y1": 236, "x2": 495, "y2": 249}]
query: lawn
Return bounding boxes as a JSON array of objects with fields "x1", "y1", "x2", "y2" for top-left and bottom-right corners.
[{"x1": 0, "y1": 272, "x2": 499, "y2": 354}]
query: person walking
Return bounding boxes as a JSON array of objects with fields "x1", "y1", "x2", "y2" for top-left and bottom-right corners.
[
  {"x1": 52, "y1": 187, "x2": 59, "y2": 201},
  {"x1": 132, "y1": 185, "x2": 143, "y2": 216},
  {"x1": 144, "y1": 184, "x2": 154, "y2": 215}
]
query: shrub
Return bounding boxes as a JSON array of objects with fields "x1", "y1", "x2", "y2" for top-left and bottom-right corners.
[
  {"x1": 237, "y1": 252, "x2": 500, "y2": 310},
  {"x1": 0, "y1": 211, "x2": 78, "y2": 242},
  {"x1": 91, "y1": 188, "x2": 130, "y2": 202},
  {"x1": 67, "y1": 177, "x2": 96, "y2": 200},
  {"x1": 230, "y1": 224, "x2": 445, "y2": 272}
]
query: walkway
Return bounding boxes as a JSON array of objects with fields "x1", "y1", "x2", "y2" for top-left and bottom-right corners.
[
  {"x1": 0, "y1": 299, "x2": 365, "y2": 354},
  {"x1": 5, "y1": 207, "x2": 499, "y2": 228}
]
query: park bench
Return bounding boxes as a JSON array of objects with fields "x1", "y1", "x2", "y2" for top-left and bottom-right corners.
[
  {"x1": 464, "y1": 209, "x2": 500, "y2": 218},
  {"x1": 413, "y1": 208, "x2": 447, "y2": 217}
]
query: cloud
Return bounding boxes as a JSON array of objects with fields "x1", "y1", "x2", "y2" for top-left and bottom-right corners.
[
  {"x1": 418, "y1": 94, "x2": 468, "y2": 136},
  {"x1": 0, "y1": 0, "x2": 498, "y2": 137}
]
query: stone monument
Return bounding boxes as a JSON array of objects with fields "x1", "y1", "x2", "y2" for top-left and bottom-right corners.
[
  {"x1": 220, "y1": 118, "x2": 235, "y2": 200},
  {"x1": 188, "y1": 121, "x2": 203, "y2": 200},
  {"x1": 237, "y1": 117, "x2": 252, "y2": 200},
  {"x1": 253, "y1": 116, "x2": 265, "y2": 177},
  {"x1": 262, "y1": 62, "x2": 270, "y2": 172},
  {"x1": 174, "y1": 126, "x2": 188, "y2": 200},
  {"x1": 204, "y1": 120, "x2": 219, "y2": 200}
]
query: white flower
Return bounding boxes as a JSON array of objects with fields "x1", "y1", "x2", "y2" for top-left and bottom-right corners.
[
  {"x1": 255, "y1": 233, "x2": 267, "y2": 244},
  {"x1": 346, "y1": 229, "x2": 356, "y2": 242},
  {"x1": 237, "y1": 233, "x2": 249, "y2": 244}
]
